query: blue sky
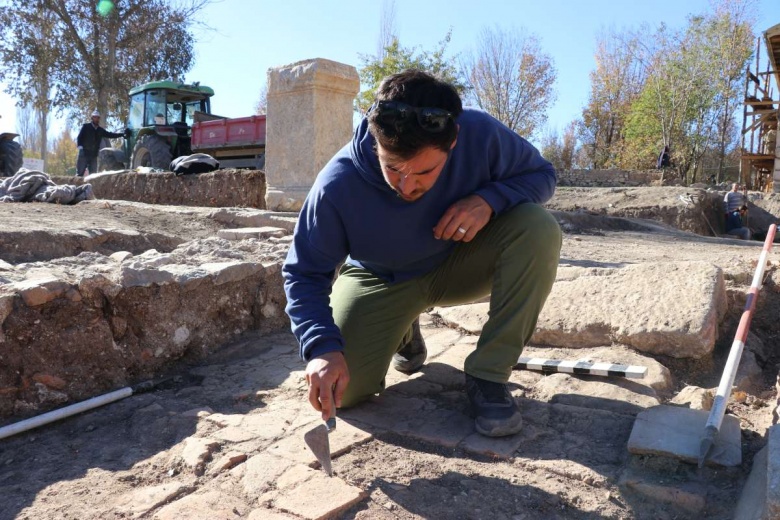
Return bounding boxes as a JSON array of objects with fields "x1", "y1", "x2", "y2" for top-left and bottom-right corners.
[{"x1": 0, "y1": 0, "x2": 777, "y2": 146}]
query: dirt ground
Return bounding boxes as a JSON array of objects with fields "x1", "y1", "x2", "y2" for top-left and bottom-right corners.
[{"x1": 0, "y1": 189, "x2": 779, "y2": 520}]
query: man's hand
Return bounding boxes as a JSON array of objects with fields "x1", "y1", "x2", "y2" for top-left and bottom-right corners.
[
  {"x1": 305, "y1": 351, "x2": 350, "y2": 421},
  {"x1": 433, "y1": 194, "x2": 493, "y2": 242}
]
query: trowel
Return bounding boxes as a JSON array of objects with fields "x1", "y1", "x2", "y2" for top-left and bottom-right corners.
[{"x1": 303, "y1": 390, "x2": 337, "y2": 476}]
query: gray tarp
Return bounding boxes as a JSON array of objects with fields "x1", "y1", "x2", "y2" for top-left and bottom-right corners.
[{"x1": 0, "y1": 169, "x2": 94, "y2": 204}]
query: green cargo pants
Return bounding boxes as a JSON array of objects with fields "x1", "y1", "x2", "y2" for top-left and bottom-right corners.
[{"x1": 331, "y1": 203, "x2": 561, "y2": 407}]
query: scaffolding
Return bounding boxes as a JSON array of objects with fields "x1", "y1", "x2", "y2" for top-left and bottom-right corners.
[{"x1": 740, "y1": 23, "x2": 780, "y2": 191}]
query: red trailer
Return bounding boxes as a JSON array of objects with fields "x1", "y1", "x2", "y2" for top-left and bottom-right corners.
[{"x1": 191, "y1": 115, "x2": 266, "y2": 169}]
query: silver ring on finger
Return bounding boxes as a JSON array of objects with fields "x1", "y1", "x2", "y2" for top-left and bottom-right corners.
[{"x1": 457, "y1": 227, "x2": 467, "y2": 234}]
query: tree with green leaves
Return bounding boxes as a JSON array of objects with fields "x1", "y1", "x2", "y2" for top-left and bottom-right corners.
[
  {"x1": 356, "y1": 29, "x2": 466, "y2": 114},
  {"x1": 462, "y1": 26, "x2": 556, "y2": 139},
  {"x1": 0, "y1": 0, "x2": 207, "y2": 134}
]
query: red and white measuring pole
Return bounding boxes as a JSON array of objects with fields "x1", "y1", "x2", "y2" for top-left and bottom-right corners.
[{"x1": 699, "y1": 223, "x2": 777, "y2": 467}]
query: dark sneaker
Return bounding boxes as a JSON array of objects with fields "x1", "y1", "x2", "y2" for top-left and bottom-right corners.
[
  {"x1": 392, "y1": 318, "x2": 427, "y2": 373},
  {"x1": 465, "y1": 373, "x2": 523, "y2": 437}
]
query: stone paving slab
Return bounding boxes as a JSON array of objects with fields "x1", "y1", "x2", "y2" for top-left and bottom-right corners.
[
  {"x1": 114, "y1": 481, "x2": 193, "y2": 518},
  {"x1": 619, "y1": 467, "x2": 707, "y2": 515},
  {"x1": 628, "y1": 405, "x2": 742, "y2": 467},
  {"x1": 267, "y1": 418, "x2": 373, "y2": 467},
  {"x1": 152, "y1": 489, "x2": 251, "y2": 519},
  {"x1": 734, "y1": 446, "x2": 768, "y2": 520},
  {"x1": 768, "y1": 424, "x2": 780, "y2": 518},
  {"x1": 241, "y1": 453, "x2": 294, "y2": 495},
  {"x1": 519, "y1": 344, "x2": 673, "y2": 392},
  {"x1": 532, "y1": 372, "x2": 660, "y2": 415},
  {"x1": 272, "y1": 467, "x2": 368, "y2": 519}
]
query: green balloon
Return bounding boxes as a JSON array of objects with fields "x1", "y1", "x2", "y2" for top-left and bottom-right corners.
[{"x1": 97, "y1": 0, "x2": 114, "y2": 16}]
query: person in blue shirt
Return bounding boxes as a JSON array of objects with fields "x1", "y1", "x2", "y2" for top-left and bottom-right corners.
[{"x1": 282, "y1": 69, "x2": 561, "y2": 437}]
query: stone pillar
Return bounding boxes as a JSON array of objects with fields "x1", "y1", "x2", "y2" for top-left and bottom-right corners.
[{"x1": 264, "y1": 58, "x2": 360, "y2": 211}]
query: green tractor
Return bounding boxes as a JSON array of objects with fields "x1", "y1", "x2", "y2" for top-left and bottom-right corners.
[
  {"x1": 99, "y1": 80, "x2": 215, "y2": 171},
  {"x1": 0, "y1": 115, "x2": 23, "y2": 177}
]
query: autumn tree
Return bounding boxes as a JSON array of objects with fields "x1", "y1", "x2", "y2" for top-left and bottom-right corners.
[
  {"x1": 356, "y1": 29, "x2": 466, "y2": 114},
  {"x1": 620, "y1": 2, "x2": 754, "y2": 181},
  {"x1": 705, "y1": 0, "x2": 756, "y2": 181},
  {"x1": 47, "y1": 126, "x2": 79, "y2": 176},
  {"x1": 578, "y1": 29, "x2": 646, "y2": 168},
  {"x1": 540, "y1": 121, "x2": 578, "y2": 172},
  {"x1": 0, "y1": 0, "x2": 207, "y2": 131},
  {"x1": 462, "y1": 27, "x2": 556, "y2": 138}
]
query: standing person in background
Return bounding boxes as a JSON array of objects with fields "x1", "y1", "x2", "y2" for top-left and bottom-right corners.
[
  {"x1": 723, "y1": 183, "x2": 746, "y2": 215},
  {"x1": 656, "y1": 145, "x2": 671, "y2": 169},
  {"x1": 76, "y1": 109, "x2": 126, "y2": 176},
  {"x1": 283, "y1": 69, "x2": 561, "y2": 438}
]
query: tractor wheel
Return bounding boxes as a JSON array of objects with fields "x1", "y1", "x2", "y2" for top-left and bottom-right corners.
[
  {"x1": 131, "y1": 135, "x2": 172, "y2": 170},
  {"x1": 98, "y1": 147, "x2": 126, "y2": 171},
  {"x1": 0, "y1": 139, "x2": 23, "y2": 177}
]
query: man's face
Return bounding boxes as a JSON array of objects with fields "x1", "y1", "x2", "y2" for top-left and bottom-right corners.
[
  {"x1": 377, "y1": 142, "x2": 454, "y2": 202},
  {"x1": 91, "y1": 116, "x2": 100, "y2": 125}
]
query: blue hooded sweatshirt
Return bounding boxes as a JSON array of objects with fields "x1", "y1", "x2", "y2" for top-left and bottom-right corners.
[{"x1": 283, "y1": 108, "x2": 556, "y2": 361}]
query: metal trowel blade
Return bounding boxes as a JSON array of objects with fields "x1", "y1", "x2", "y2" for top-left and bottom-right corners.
[{"x1": 303, "y1": 424, "x2": 332, "y2": 476}]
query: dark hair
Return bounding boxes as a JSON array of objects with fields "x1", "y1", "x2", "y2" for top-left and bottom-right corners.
[{"x1": 368, "y1": 69, "x2": 463, "y2": 158}]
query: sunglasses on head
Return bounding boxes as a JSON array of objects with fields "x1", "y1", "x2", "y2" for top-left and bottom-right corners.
[{"x1": 371, "y1": 100, "x2": 454, "y2": 133}]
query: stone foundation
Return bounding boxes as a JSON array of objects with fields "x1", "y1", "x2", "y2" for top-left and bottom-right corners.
[
  {"x1": 51, "y1": 169, "x2": 267, "y2": 208},
  {"x1": 0, "y1": 236, "x2": 290, "y2": 419},
  {"x1": 557, "y1": 169, "x2": 665, "y2": 187}
]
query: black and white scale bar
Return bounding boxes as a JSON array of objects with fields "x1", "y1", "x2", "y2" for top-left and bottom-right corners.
[{"x1": 515, "y1": 357, "x2": 647, "y2": 379}]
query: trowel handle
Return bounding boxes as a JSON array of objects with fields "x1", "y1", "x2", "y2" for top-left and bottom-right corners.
[{"x1": 326, "y1": 416, "x2": 336, "y2": 432}]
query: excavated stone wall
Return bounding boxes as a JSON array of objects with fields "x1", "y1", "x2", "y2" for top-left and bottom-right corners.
[
  {"x1": 557, "y1": 169, "x2": 664, "y2": 187},
  {"x1": 51, "y1": 169, "x2": 267, "y2": 208},
  {"x1": 0, "y1": 236, "x2": 290, "y2": 419}
]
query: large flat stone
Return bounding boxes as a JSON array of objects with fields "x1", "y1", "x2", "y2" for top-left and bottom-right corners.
[
  {"x1": 627, "y1": 405, "x2": 741, "y2": 466},
  {"x1": 532, "y1": 372, "x2": 660, "y2": 415},
  {"x1": 733, "y1": 446, "x2": 768, "y2": 520},
  {"x1": 433, "y1": 263, "x2": 726, "y2": 361},
  {"x1": 152, "y1": 490, "x2": 250, "y2": 520},
  {"x1": 619, "y1": 466, "x2": 707, "y2": 514},
  {"x1": 273, "y1": 470, "x2": 367, "y2": 520},
  {"x1": 768, "y1": 425, "x2": 780, "y2": 519},
  {"x1": 532, "y1": 262, "x2": 726, "y2": 359},
  {"x1": 519, "y1": 344, "x2": 673, "y2": 392}
]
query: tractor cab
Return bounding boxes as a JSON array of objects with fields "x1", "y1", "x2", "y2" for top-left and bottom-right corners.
[{"x1": 123, "y1": 81, "x2": 215, "y2": 169}]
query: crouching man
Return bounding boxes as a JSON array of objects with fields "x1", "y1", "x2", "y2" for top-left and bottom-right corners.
[{"x1": 282, "y1": 69, "x2": 561, "y2": 437}]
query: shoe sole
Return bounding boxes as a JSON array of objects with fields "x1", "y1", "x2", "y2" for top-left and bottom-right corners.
[
  {"x1": 392, "y1": 352, "x2": 426, "y2": 374},
  {"x1": 474, "y1": 415, "x2": 523, "y2": 437}
]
